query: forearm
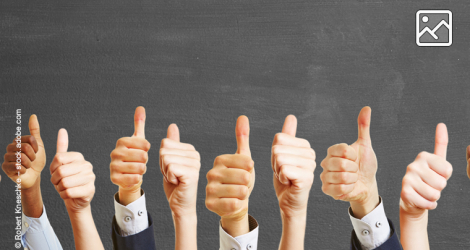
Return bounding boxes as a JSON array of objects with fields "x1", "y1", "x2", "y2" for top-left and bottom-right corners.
[
  {"x1": 400, "y1": 208, "x2": 429, "y2": 250},
  {"x1": 118, "y1": 186, "x2": 142, "y2": 206},
  {"x1": 67, "y1": 206, "x2": 104, "y2": 250},
  {"x1": 221, "y1": 213, "x2": 250, "y2": 237},
  {"x1": 278, "y1": 212, "x2": 306, "y2": 250},
  {"x1": 21, "y1": 177, "x2": 43, "y2": 218},
  {"x1": 173, "y1": 212, "x2": 198, "y2": 250}
]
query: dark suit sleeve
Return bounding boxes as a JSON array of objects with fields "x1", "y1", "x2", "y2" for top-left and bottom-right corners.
[
  {"x1": 111, "y1": 212, "x2": 157, "y2": 250},
  {"x1": 350, "y1": 219, "x2": 403, "y2": 250}
]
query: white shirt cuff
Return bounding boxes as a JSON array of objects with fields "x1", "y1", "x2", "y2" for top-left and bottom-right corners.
[
  {"x1": 349, "y1": 197, "x2": 391, "y2": 250},
  {"x1": 114, "y1": 189, "x2": 149, "y2": 236},
  {"x1": 219, "y1": 215, "x2": 258, "y2": 250},
  {"x1": 22, "y1": 206, "x2": 63, "y2": 250}
]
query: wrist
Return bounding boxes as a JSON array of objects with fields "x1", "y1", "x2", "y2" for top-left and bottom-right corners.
[
  {"x1": 350, "y1": 186, "x2": 379, "y2": 219},
  {"x1": 221, "y1": 213, "x2": 249, "y2": 237},
  {"x1": 399, "y1": 199, "x2": 428, "y2": 221},
  {"x1": 118, "y1": 186, "x2": 142, "y2": 206},
  {"x1": 173, "y1": 211, "x2": 197, "y2": 226},
  {"x1": 21, "y1": 177, "x2": 44, "y2": 218},
  {"x1": 67, "y1": 205, "x2": 92, "y2": 219}
]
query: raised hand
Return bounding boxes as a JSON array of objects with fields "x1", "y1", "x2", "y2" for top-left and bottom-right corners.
[
  {"x1": 400, "y1": 123, "x2": 452, "y2": 215},
  {"x1": 272, "y1": 115, "x2": 315, "y2": 250},
  {"x1": 206, "y1": 116, "x2": 255, "y2": 237},
  {"x1": 50, "y1": 129, "x2": 96, "y2": 213},
  {"x1": 272, "y1": 115, "x2": 315, "y2": 218},
  {"x1": 110, "y1": 106, "x2": 150, "y2": 205},
  {"x1": 160, "y1": 124, "x2": 201, "y2": 217},
  {"x1": 160, "y1": 124, "x2": 200, "y2": 250},
  {"x1": 399, "y1": 123, "x2": 452, "y2": 250},
  {"x1": 2, "y1": 115, "x2": 45, "y2": 189},
  {"x1": 320, "y1": 107, "x2": 379, "y2": 218}
]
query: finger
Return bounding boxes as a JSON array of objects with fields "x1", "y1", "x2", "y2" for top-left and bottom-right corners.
[
  {"x1": 116, "y1": 137, "x2": 151, "y2": 151},
  {"x1": 321, "y1": 171, "x2": 358, "y2": 184},
  {"x1": 326, "y1": 143, "x2": 357, "y2": 161},
  {"x1": 166, "y1": 163, "x2": 199, "y2": 185},
  {"x1": 419, "y1": 166, "x2": 448, "y2": 191},
  {"x1": 50, "y1": 152, "x2": 85, "y2": 174},
  {"x1": 207, "y1": 184, "x2": 248, "y2": 199},
  {"x1": 161, "y1": 138, "x2": 195, "y2": 151},
  {"x1": 110, "y1": 173, "x2": 142, "y2": 187},
  {"x1": 159, "y1": 148, "x2": 200, "y2": 160},
  {"x1": 56, "y1": 172, "x2": 94, "y2": 192},
  {"x1": 434, "y1": 123, "x2": 448, "y2": 159},
  {"x1": 273, "y1": 153, "x2": 315, "y2": 175},
  {"x1": 207, "y1": 168, "x2": 251, "y2": 185},
  {"x1": 28, "y1": 115, "x2": 43, "y2": 145},
  {"x1": 321, "y1": 183, "x2": 355, "y2": 198},
  {"x1": 111, "y1": 148, "x2": 148, "y2": 163},
  {"x1": 51, "y1": 162, "x2": 86, "y2": 185},
  {"x1": 357, "y1": 106, "x2": 372, "y2": 145},
  {"x1": 7, "y1": 143, "x2": 36, "y2": 162},
  {"x1": 416, "y1": 152, "x2": 453, "y2": 179},
  {"x1": 56, "y1": 129, "x2": 69, "y2": 153},
  {"x1": 167, "y1": 123, "x2": 180, "y2": 142},
  {"x1": 161, "y1": 154, "x2": 200, "y2": 174},
  {"x1": 215, "y1": 154, "x2": 254, "y2": 172},
  {"x1": 235, "y1": 115, "x2": 251, "y2": 157},
  {"x1": 2, "y1": 162, "x2": 26, "y2": 176},
  {"x1": 278, "y1": 164, "x2": 313, "y2": 186},
  {"x1": 4, "y1": 152, "x2": 32, "y2": 169},
  {"x1": 272, "y1": 145, "x2": 316, "y2": 159},
  {"x1": 110, "y1": 162, "x2": 146, "y2": 175},
  {"x1": 401, "y1": 188, "x2": 437, "y2": 210},
  {"x1": 322, "y1": 157, "x2": 358, "y2": 172},
  {"x1": 273, "y1": 133, "x2": 310, "y2": 148},
  {"x1": 281, "y1": 115, "x2": 297, "y2": 137},
  {"x1": 133, "y1": 106, "x2": 146, "y2": 138},
  {"x1": 10, "y1": 136, "x2": 39, "y2": 153},
  {"x1": 59, "y1": 182, "x2": 95, "y2": 200}
]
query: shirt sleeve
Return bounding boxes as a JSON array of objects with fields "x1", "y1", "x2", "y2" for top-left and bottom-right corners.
[
  {"x1": 114, "y1": 189, "x2": 149, "y2": 236},
  {"x1": 348, "y1": 197, "x2": 391, "y2": 250},
  {"x1": 21, "y1": 205, "x2": 63, "y2": 250},
  {"x1": 219, "y1": 215, "x2": 259, "y2": 250}
]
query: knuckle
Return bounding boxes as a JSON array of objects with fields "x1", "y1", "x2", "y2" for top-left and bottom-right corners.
[
  {"x1": 242, "y1": 172, "x2": 251, "y2": 185},
  {"x1": 206, "y1": 169, "x2": 219, "y2": 181},
  {"x1": 205, "y1": 199, "x2": 214, "y2": 211},
  {"x1": 239, "y1": 186, "x2": 248, "y2": 198},
  {"x1": 417, "y1": 151, "x2": 429, "y2": 160},
  {"x1": 206, "y1": 185, "x2": 216, "y2": 195},
  {"x1": 273, "y1": 133, "x2": 283, "y2": 144}
]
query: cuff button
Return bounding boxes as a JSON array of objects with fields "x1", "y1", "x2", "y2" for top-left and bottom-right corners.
[
  {"x1": 138, "y1": 210, "x2": 143, "y2": 216},
  {"x1": 247, "y1": 244, "x2": 253, "y2": 249},
  {"x1": 376, "y1": 221, "x2": 382, "y2": 228},
  {"x1": 125, "y1": 216, "x2": 132, "y2": 222},
  {"x1": 362, "y1": 229, "x2": 370, "y2": 236}
]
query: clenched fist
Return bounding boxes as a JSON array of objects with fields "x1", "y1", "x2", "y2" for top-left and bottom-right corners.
[
  {"x1": 110, "y1": 106, "x2": 150, "y2": 205},
  {"x1": 160, "y1": 124, "x2": 201, "y2": 217},
  {"x1": 400, "y1": 123, "x2": 452, "y2": 216},
  {"x1": 272, "y1": 115, "x2": 316, "y2": 218},
  {"x1": 2, "y1": 115, "x2": 45, "y2": 189},
  {"x1": 206, "y1": 116, "x2": 255, "y2": 237},
  {"x1": 320, "y1": 107, "x2": 379, "y2": 218},
  {"x1": 50, "y1": 129, "x2": 96, "y2": 213}
]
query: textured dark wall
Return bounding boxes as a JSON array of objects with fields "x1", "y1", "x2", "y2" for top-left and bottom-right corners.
[{"x1": 1, "y1": 0, "x2": 470, "y2": 249}]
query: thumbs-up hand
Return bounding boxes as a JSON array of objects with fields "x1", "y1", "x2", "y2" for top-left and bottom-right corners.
[
  {"x1": 320, "y1": 107, "x2": 379, "y2": 218},
  {"x1": 50, "y1": 129, "x2": 96, "y2": 213},
  {"x1": 272, "y1": 115, "x2": 316, "y2": 218},
  {"x1": 2, "y1": 115, "x2": 46, "y2": 189},
  {"x1": 160, "y1": 124, "x2": 201, "y2": 217},
  {"x1": 400, "y1": 123, "x2": 452, "y2": 217},
  {"x1": 110, "y1": 106, "x2": 151, "y2": 205},
  {"x1": 205, "y1": 116, "x2": 255, "y2": 237}
]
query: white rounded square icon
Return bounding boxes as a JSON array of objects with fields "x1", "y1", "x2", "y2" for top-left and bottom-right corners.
[{"x1": 416, "y1": 10, "x2": 452, "y2": 46}]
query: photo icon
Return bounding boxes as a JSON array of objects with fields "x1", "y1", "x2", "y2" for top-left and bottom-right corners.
[{"x1": 416, "y1": 10, "x2": 452, "y2": 46}]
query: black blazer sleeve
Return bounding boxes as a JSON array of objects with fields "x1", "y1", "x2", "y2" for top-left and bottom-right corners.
[
  {"x1": 350, "y1": 219, "x2": 403, "y2": 250},
  {"x1": 111, "y1": 212, "x2": 157, "y2": 250}
]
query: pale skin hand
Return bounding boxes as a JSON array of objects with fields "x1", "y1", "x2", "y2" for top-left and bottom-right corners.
[
  {"x1": 400, "y1": 123, "x2": 452, "y2": 250},
  {"x1": 50, "y1": 129, "x2": 104, "y2": 250},
  {"x1": 160, "y1": 124, "x2": 200, "y2": 250},
  {"x1": 271, "y1": 115, "x2": 316, "y2": 250},
  {"x1": 206, "y1": 115, "x2": 255, "y2": 237},
  {"x1": 110, "y1": 106, "x2": 150, "y2": 206},
  {"x1": 320, "y1": 106, "x2": 379, "y2": 219},
  {"x1": 2, "y1": 115, "x2": 45, "y2": 218}
]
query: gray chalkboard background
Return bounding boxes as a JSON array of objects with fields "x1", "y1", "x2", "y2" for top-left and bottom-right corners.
[{"x1": 1, "y1": 0, "x2": 470, "y2": 249}]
